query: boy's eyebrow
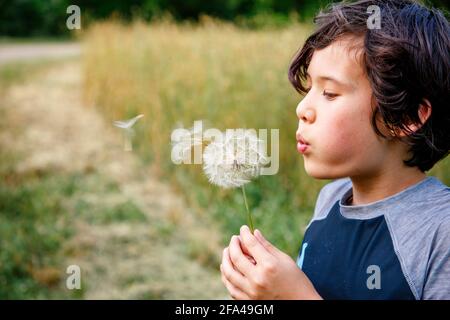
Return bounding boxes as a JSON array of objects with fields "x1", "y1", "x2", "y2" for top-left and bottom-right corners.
[{"x1": 306, "y1": 72, "x2": 356, "y2": 89}]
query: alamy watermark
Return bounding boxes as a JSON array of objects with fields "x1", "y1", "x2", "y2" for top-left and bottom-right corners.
[
  {"x1": 366, "y1": 265, "x2": 381, "y2": 290},
  {"x1": 367, "y1": 5, "x2": 381, "y2": 30},
  {"x1": 171, "y1": 120, "x2": 279, "y2": 176},
  {"x1": 66, "y1": 264, "x2": 81, "y2": 290},
  {"x1": 66, "y1": 5, "x2": 81, "y2": 30}
]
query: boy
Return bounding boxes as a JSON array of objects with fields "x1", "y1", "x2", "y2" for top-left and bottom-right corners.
[{"x1": 220, "y1": 0, "x2": 450, "y2": 299}]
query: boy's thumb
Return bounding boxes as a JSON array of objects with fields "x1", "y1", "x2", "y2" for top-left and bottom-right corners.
[{"x1": 254, "y1": 229, "x2": 277, "y2": 256}]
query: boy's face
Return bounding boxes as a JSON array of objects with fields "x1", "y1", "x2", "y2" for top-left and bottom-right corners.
[{"x1": 296, "y1": 37, "x2": 393, "y2": 179}]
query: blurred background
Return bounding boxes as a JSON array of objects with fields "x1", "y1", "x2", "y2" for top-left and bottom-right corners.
[{"x1": 0, "y1": 0, "x2": 449, "y2": 299}]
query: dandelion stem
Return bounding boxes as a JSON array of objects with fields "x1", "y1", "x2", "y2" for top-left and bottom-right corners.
[{"x1": 241, "y1": 184, "x2": 254, "y2": 233}]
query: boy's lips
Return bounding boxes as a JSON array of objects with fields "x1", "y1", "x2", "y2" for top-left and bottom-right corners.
[
  {"x1": 297, "y1": 142, "x2": 310, "y2": 154},
  {"x1": 296, "y1": 133, "x2": 310, "y2": 154}
]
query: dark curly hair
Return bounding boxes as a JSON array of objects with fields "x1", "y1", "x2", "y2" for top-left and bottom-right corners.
[{"x1": 288, "y1": 0, "x2": 450, "y2": 172}]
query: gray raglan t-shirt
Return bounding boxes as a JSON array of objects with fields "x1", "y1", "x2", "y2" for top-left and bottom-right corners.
[{"x1": 297, "y1": 176, "x2": 450, "y2": 300}]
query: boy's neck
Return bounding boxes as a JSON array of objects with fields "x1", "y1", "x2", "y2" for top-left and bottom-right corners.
[{"x1": 348, "y1": 167, "x2": 427, "y2": 206}]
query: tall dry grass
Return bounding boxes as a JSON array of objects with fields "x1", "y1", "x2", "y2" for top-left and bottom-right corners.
[{"x1": 81, "y1": 19, "x2": 450, "y2": 256}]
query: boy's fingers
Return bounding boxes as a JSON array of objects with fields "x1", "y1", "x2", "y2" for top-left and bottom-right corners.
[
  {"x1": 220, "y1": 264, "x2": 250, "y2": 300},
  {"x1": 240, "y1": 225, "x2": 273, "y2": 263},
  {"x1": 228, "y1": 235, "x2": 255, "y2": 276},
  {"x1": 244, "y1": 252, "x2": 257, "y2": 265},
  {"x1": 221, "y1": 247, "x2": 252, "y2": 294},
  {"x1": 222, "y1": 246, "x2": 243, "y2": 275},
  {"x1": 254, "y1": 229, "x2": 278, "y2": 256},
  {"x1": 239, "y1": 237, "x2": 252, "y2": 256},
  {"x1": 238, "y1": 236, "x2": 257, "y2": 264}
]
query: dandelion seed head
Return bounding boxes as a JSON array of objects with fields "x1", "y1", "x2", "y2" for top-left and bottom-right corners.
[{"x1": 202, "y1": 130, "x2": 267, "y2": 188}]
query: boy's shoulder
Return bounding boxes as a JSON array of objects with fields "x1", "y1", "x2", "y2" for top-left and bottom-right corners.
[
  {"x1": 311, "y1": 176, "x2": 450, "y2": 223},
  {"x1": 385, "y1": 176, "x2": 450, "y2": 225}
]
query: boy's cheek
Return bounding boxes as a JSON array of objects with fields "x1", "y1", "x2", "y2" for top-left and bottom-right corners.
[
  {"x1": 320, "y1": 132, "x2": 356, "y2": 160},
  {"x1": 308, "y1": 109, "x2": 382, "y2": 171},
  {"x1": 304, "y1": 131, "x2": 368, "y2": 177},
  {"x1": 322, "y1": 113, "x2": 374, "y2": 153}
]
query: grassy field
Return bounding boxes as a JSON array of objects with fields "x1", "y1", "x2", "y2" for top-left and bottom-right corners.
[
  {"x1": 0, "y1": 59, "x2": 228, "y2": 299},
  {"x1": 0, "y1": 62, "x2": 75, "y2": 298},
  {"x1": 82, "y1": 19, "x2": 323, "y2": 257},
  {"x1": 1, "y1": 20, "x2": 448, "y2": 298},
  {"x1": 81, "y1": 19, "x2": 450, "y2": 259}
]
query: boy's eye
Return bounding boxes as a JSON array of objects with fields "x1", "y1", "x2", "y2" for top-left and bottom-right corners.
[{"x1": 323, "y1": 90, "x2": 339, "y2": 100}]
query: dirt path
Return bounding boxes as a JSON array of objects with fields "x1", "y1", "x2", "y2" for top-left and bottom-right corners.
[
  {"x1": 1, "y1": 60, "x2": 228, "y2": 299},
  {"x1": 0, "y1": 43, "x2": 80, "y2": 65}
]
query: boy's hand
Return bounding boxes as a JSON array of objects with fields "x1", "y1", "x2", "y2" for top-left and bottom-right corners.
[{"x1": 220, "y1": 225, "x2": 322, "y2": 300}]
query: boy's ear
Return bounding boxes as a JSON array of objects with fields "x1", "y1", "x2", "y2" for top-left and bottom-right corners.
[{"x1": 396, "y1": 99, "x2": 432, "y2": 137}]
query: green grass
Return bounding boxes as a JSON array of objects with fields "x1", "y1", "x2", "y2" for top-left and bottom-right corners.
[
  {"x1": 0, "y1": 163, "x2": 153, "y2": 299},
  {"x1": 0, "y1": 174, "x2": 75, "y2": 299},
  {"x1": 75, "y1": 198, "x2": 147, "y2": 224},
  {"x1": 0, "y1": 60, "x2": 66, "y2": 96},
  {"x1": 1, "y1": 61, "x2": 111, "y2": 298},
  {"x1": 0, "y1": 87, "x2": 145, "y2": 298}
]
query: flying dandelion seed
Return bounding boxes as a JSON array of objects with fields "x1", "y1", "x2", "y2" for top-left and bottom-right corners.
[
  {"x1": 113, "y1": 114, "x2": 144, "y2": 151},
  {"x1": 202, "y1": 129, "x2": 267, "y2": 232}
]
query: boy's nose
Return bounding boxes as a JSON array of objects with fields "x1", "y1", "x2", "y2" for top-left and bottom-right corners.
[{"x1": 296, "y1": 100, "x2": 316, "y2": 123}]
